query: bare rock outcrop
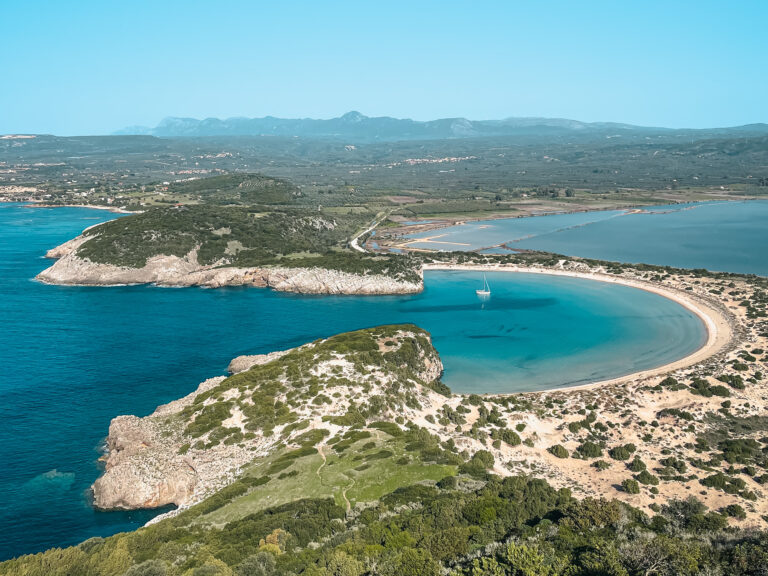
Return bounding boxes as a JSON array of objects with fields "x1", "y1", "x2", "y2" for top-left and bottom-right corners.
[
  {"x1": 44, "y1": 235, "x2": 90, "y2": 259},
  {"x1": 92, "y1": 416, "x2": 198, "y2": 510},
  {"x1": 227, "y1": 350, "x2": 293, "y2": 374},
  {"x1": 92, "y1": 376, "x2": 228, "y2": 510}
]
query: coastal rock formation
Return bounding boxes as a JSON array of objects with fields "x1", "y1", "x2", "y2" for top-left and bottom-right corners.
[
  {"x1": 37, "y1": 236, "x2": 422, "y2": 294},
  {"x1": 92, "y1": 376, "x2": 229, "y2": 510},
  {"x1": 44, "y1": 235, "x2": 89, "y2": 259},
  {"x1": 227, "y1": 350, "x2": 293, "y2": 374},
  {"x1": 92, "y1": 416, "x2": 198, "y2": 510},
  {"x1": 91, "y1": 326, "x2": 444, "y2": 510}
]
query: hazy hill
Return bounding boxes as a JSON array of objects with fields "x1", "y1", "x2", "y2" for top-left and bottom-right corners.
[{"x1": 115, "y1": 111, "x2": 768, "y2": 142}]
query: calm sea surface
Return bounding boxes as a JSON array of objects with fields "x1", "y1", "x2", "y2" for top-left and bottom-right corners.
[
  {"x1": 406, "y1": 200, "x2": 768, "y2": 276},
  {"x1": 0, "y1": 203, "x2": 708, "y2": 559}
]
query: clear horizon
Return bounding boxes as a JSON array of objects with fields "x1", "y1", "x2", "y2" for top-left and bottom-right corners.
[{"x1": 2, "y1": 0, "x2": 767, "y2": 135}]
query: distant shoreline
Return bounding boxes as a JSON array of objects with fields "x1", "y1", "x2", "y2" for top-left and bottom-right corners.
[
  {"x1": 423, "y1": 263, "x2": 732, "y2": 394},
  {"x1": 25, "y1": 202, "x2": 138, "y2": 214}
]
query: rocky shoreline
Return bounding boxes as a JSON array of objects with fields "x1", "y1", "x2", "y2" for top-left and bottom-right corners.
[
  {"x1": 36, "y1": 234, "x2": 422, "y2": 295},
  {"x1": 93, "y1": 374, "x2": 251, "y2": 510}
]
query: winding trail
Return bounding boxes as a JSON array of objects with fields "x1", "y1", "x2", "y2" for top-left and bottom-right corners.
[
  {"x1": 341, "y1": 477, "x2": 355, "y2": 513},
  {"x1": 315, "y1": 444, "x2": 352, "y2": 512},
  {"x1": 316, "y1": 445, "x2": 327, "y2": 477}
]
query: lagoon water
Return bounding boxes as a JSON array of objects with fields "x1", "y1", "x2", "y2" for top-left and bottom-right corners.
[
  {"x1": 0, "y1": 203, "x2": 707, "y2": 559},
  {"x1": 406, "y1": 200, "x2": 768, "y2": 276}
]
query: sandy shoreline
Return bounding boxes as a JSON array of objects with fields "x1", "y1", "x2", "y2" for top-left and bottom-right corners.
[
  {"x1": 423, "y1": 263, "x2": 733, "y2": 394},
  {"x1": 26, "y1": 202, "x2": 138, "y2": 214}
]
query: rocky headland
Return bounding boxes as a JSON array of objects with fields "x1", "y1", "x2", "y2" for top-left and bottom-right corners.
[
  {"x1": 91, "y1": 326, "x2": 444, "y2": 510},
  {"x1": 37, "y1": 234, "x2": 422, "y2": 294}
]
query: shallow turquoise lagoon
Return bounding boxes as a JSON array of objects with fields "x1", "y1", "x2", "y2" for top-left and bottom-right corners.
[
  {"x1": 0, "y1": 203, "x2": 706, "y2": 559},
  {"x1": 407, "y1": 200, "x2": 768, "y2": 276}
]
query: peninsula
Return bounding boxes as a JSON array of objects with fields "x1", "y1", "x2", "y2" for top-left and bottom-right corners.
[{"x1": 35, "y1": 178, "x2": 423, "y2": 294}]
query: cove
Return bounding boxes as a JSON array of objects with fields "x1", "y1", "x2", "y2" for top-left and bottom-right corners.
[{"x1": 0, "y1": 203, "x2": 705, "y2": 559}]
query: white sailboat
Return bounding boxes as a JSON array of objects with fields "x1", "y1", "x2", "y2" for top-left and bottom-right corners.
[{"x1": 476, "y1": 273, "x2": 491, "y2": 296}]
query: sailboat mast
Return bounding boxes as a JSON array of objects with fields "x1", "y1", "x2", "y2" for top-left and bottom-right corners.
[{"x1": 476, "y1": 273, "x2": 491, "y2": 296}]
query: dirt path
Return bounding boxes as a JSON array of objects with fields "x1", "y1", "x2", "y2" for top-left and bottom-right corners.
[
  {"x1": 316, "y1": 444, "x2": 354, "y2": 512},
  {"x1": 341, "y1": 477, "x2": 355, "y2": 513},
  {"x1": 316, "y1": 445, "x2": 327, "y2": 477},
  {"x1": 350, "y1": 210, "x2": 390, "y2": 253}
]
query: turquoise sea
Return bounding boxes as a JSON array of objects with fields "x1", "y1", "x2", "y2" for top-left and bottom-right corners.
[
  {"x1": 406, "y1": 200, "x2": 768, "y2": 276},
  {"x1": 0, "y1": 202, "x2": 716, "y2": 559}
]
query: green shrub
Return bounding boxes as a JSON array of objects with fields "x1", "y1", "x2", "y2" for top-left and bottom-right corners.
[
  {"x1": 720, "y1": 438, "x2": 760, "y2": 464},
  {"x1": 365, "y1": 449, "x2": 394, "y2": 462},
  {"x1": 436, "y1": 475, "x2": 458, "y2": 490},
  {"x1": 659, "y1": 456, "x2": 688, "y2": 474},
  {"x1": 700, "y1": 472, "x2": 746, "y2": 494},
  {"x1": 635, "y1": 470, "x2": 660, "y2": 486},
  {"x1": 657, "y1": 408, "x2": 694, "y2": 421},
  {"x1": 709, "y1": 385, "x2": 731, "y2": 397},
  {"x1": 368, "y1": 421, "x2": 404, "y2": 437},
  {"x1": 547, "y1": 445, "x2": 569, "y2": 459},
  {"x1": 622, "y1": 479, "x2": 640, "y2": 494},
  {"x1": 576, "y1": 441, "x2": 603, "y2": 459},
  {"x1": 492, "y1": 428, "x2": 521, "y2": 447},
  {"x1": 472, "y1": 450, "x2": 495, "y2": 468},
  {"x1": 459, "y1": 450, "x2": 495, "y2": 478},
  {"x1": 467, "y1": 394, "x2": 483, "y2": 406},
  {"x1": 608, "y1": 443, "x2": 636, "y2": 461},
  {"x1": 660, "y1": 376, "x2": 679, "y2": 387},
  {"x1": 568, "y1": 421, "x2": 583, "y2": 434},
  {"x1": 717, "y1": 374, "x2": 745, "y2": 390},
  {"x1": 723, "y1": 504, "x2": 747, "y2": 520}
]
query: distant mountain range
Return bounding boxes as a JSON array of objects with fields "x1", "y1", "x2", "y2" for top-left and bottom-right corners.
[{"x1": 115, "y1": 111, "x2": 768, "y2": 142}]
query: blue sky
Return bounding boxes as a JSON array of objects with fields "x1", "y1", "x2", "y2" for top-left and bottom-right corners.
[{"x1": 1, "y1": 0, "x2": 766, "y2": 135}]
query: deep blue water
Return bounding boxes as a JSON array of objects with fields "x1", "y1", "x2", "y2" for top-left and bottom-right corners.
[
  {"x1": 0, "y1": 203, "x2": 705, "y2": 559},
  {"x1": 406, "y1": 200, "x2": 768, "y2": 276}
]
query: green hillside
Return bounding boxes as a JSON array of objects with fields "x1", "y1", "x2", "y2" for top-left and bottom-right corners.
[
  {"x1": 74, "y1": 203, "x2": 420, "y2": 283},
  {"x1": 3, "y1": 449, "x2": 765, "y2": 576}
]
